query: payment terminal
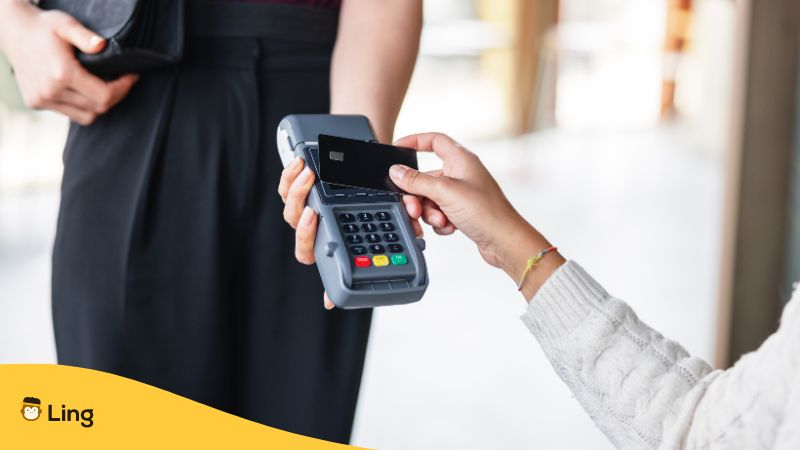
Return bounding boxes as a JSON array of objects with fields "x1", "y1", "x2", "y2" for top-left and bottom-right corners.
[{"x1": 276, "y1": 114, "x2": 429, "y2": 309}]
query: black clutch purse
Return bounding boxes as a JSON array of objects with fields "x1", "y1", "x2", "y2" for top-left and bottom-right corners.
[{"x1": 38, "y1": 0, "x2": 184, "y2": 79}]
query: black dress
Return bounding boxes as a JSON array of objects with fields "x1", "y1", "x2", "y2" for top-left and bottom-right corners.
[{"x1": 51, "y1": 3, "x2": 372, "y2": 443}]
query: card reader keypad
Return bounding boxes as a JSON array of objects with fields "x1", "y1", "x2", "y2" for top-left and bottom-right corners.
[
  {"x1": 336, "y1": 210, "x2": 409, "y2": 268},
  {"x1": 338, "y1": 213, "x2": 356, "y2": 223}
]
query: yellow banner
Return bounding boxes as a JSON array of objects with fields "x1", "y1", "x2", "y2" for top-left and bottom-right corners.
[{"x1": 0, "y1": 364, "x2": 365, "y2": 449}]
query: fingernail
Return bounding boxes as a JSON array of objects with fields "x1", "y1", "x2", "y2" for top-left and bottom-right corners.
[
  {"x1": 89, "y1": 35, "x2": 104, "y2": 48},
  {"x1": 324, "y1": 301, "x2": 335, "y2": 310},
  {"x1": 300, "y1": 167, "x2": 313, "y2": 180},
  {"x1": 289, "y1": 156, "x2": 301, "y2": 169},
  {"x1": 299, "y1": 206, "x2": 314, "y2": 227},
  {"x1": 390, "y1": 164, "x2": 408, "y2": 180}
]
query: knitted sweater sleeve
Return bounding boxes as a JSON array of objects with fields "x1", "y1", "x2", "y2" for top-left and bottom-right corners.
[{"x1": 521, "y1": 261, "x2": 800, "y2": 450}]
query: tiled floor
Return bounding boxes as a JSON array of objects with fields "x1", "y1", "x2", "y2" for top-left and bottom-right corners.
[{"x1": 0, "y1": 122, "x2": 722, "y2": 449}]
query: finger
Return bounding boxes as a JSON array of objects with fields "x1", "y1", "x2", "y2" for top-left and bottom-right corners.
[
  {"x1": 402, "y1": 194, "x2": 422, "y2": 219},
  {"x1": 67, "y1": 64, "x2": 112, "y2": 106},
  {"x1": 421, "y1": 197, "x2": 447, "y2": 228},
  {"x1": 426, "y1": 169, "x2": 444, "y2": 178},
  {"x1": 393, "y1": 132, "x2": 465, "y2": 161},
  {"x1": 50, "y1": 101, "x2": 96, "y2": 126},
  {"x1": 100, "y1": 74, "x2": 139, "y2": 111},
  {"x1": 295, "y1": 206, "x2": 318, "y2": 265},
  {"x1": 421, "y1": 197, "x2": 447, "y2": 226},
  {"x1": 54, "y1": 15, "x2": 106, "y2": 53},
  {"x1": 54, "y1": 89, "x2": 96, "y2": 111},
  {"x1": 389, "y1": 164, "x2": 444, "y2": 201},
  {"x1": 278, "y1": 157, "x2": 304, "y2": 202},
  {"x1": 283, "y1": 167, "x2": 315, "y2": 228},
  {"x1": 411, "y1": 218, "x2": 424, "y2": 237},
  {"x1": 70, "y1": 72, "x2": 137, "y2": 113},
  {"x1": 433, "y1": 223, "x2": 457, "y2": 235},
  {"x1": 323, "y1": 292, "x2": 335, "y2": 310}
]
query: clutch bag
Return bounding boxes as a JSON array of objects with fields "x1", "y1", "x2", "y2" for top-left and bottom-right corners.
[{"x1": 38, "y1": 0, "x2": 184, "y2": 79}]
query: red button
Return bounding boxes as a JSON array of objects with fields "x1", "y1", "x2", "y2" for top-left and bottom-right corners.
[{"x1": 354, "y1": 256, "x2": 371, "y2": 268}]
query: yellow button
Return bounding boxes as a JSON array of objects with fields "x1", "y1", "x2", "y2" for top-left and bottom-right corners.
[{"x1": 372, "y1": 255, "x2": 389, "y2": 267}]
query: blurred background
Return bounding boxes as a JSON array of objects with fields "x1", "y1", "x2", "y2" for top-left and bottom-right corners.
[{"x1": 2, "y1": 1, "x2": 798, "y2": 449}]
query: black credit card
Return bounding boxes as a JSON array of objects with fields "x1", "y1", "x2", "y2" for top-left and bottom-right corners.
[{"x1": 318, "y1": 134, "x2": 418, "y2": 194}]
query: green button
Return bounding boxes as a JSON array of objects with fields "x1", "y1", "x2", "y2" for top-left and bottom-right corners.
[{"x1": 390, "y1": 254, "x2": 407, "y2": 265}]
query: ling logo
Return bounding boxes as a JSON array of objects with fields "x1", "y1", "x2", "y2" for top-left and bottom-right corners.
[
  {"x1": 20, "y1": 396, "x2": 94, "y2": 428},
  {"x1": 21, "y1": 397, "x2": 42, "y2": 421}
]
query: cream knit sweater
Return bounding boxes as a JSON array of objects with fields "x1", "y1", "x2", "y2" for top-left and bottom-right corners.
[{"x1": 521, "y1": 261, "x2": 800, "y2": 450}]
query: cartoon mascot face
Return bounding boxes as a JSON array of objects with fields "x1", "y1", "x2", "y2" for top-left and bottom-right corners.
[{"x1": 21, "y1": 397, "x2": 41, "y2": 421}]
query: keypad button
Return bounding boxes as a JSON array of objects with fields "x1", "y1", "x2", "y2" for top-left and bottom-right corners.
[
  {"x1": 373, "y1": 255, "x2": 389, "y2": 267},
  {"x1": 376, "y1": 212, "x2": 392, "y2": 221},
  {"x1": 351, "y1": 245, "x2": 367, "y2": 255},
  {"x1": 354, "y1": 255, "x2": 371, "y2": 267},
  {"x1": 390, "y1": 254, "x2": 407, "y2": 265},
  {"x1": 384, "y1": 233, "x2": 399, "y2": 242},
  {"x1": 379, "y1": 222, "x2": 395, "y2": 232},
  {"x1": 369, "y1": 244, "x2": 385, "y2": 254},
  {"x1": 366, "y1": 233, "x2": 382, "y2": 243},
  {"x1": 387, "y1": 244, "x2": 404, "y2": 253},
  {"x1": 342, "y1": 224, "x2": 359, "y2": 234},
  {"x1": 361, "y1": 223, "x2": 377, "y2": 233},
  {"x1": 338, "y1": 213, "x2": 356, "y2": 223},
  {"x1": 346, "y1": 235, "x2": 363, "y2": 244},
  {"x1": 357, "y1": 212, "x2": 373, "y2": 222}
]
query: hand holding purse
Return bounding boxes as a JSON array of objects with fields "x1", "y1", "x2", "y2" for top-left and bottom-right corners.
[{"x1": 37, "y1": 0, "x2": 184, "y2": 79}]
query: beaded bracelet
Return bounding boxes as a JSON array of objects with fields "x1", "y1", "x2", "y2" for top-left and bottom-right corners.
[{"x1": 517, "y1": 246, "x2": 558, "y2": 291}]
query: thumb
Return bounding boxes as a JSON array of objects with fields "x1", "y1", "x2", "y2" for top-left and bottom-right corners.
[
  {"x1": 389, "y1": 164, "x2": 442, "y2": 201},
  {"x1": 55, "y1": 16, "x2": 105, "y2": 54}
]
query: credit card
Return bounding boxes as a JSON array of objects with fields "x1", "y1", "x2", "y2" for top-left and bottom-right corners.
[{"x1": 318, "y1": 134, "x2": 419, "y2": 194}]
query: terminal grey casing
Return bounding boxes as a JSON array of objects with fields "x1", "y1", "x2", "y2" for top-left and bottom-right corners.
[{"x1": 277, "y1": 114, "x2": 428, "y2": 309}]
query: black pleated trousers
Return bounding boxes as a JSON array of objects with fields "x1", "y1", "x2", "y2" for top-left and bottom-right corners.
[{"x1": 51, "y1": 28, "x2": 372, "y2": 443}]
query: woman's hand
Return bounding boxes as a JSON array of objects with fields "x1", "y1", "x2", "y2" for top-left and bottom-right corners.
[
  {"x1": 0, "y1": 0, "x2": 138, "y2": 125},
  {"x1": 278, "y1": 157, "x2": 318, "y2": 265},
  {"x1": 389, "y1": 133, "x2": 565, "y2": 299},
  {"x1": 389, "y1": 133, "x2": 527, "y2": 269}
]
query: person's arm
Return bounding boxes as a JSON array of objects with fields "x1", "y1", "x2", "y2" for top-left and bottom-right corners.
[
  {"x1": 384, "y1": 134, "x2": 799, "y2": 449},
  {"x1": 329, "y1": 0, "x2": 422, "y2": 143},
  {"x1": 521, "y1": 260, "x2": 800, "y2": 449},
  {"x1": 0, "y1": 0, "x2": 137, "y2": 125}
]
